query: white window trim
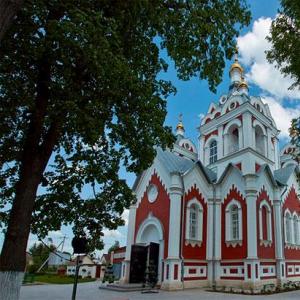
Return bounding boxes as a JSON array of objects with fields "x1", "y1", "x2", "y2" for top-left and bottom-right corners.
[
  {"x1": 225, "y1": 199, "x2": 243, "y2": 246},
  {"x1": 185, "y1": 198, "x2": 203, "y2": 247},
  {"x1": 259, "y1": 200, "x2": 273, "y2": 246},
  {"x1": 292, "y1": 212, "x2": 299, "y2": 246},
  {"x1": 209, "y1": 140, "x2": 218, "y2": 164},
  {"x1": 284, "y1": 209, "x2": 292, "y2": 245}
]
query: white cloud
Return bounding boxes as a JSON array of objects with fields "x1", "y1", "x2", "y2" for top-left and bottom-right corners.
[
  {"x1": 48, "y1": 230, "x2": 64, "y2": 238},
  {"x1": 121, "y1": 209, "x2": 129, "y2": 226},
  {"x1": 262, "y1": 96, "x2": 300, "y2": 139},
  {"x1": 237, "y1": 17, "x2": 300, "y2": 100},
  {"x1": 103, "y1": 229, "x2": 123, "y2": 238}
]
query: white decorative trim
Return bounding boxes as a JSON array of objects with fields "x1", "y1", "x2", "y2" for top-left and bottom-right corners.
[
  {"x1": 223, "y1": 118, "x2": 242, "y2": 135},
  {"x1": 225, "y1": 240, "x2": 242, "y2": 248},
  {"x1": 184, "y1": 266, "x2": 207, "y2": 278},
  {"x1": 136, "y1": 214, "x2": 163, "y2": 244},
  {"x1": 260, "y1": 240, "x2": 272, "y2": 247},
  {"x1": 185, "y1": 198, "x2": 203, "y2": 244},
  {"x1": 225, "y1": 199, "x2": 243, "y2": 243},
  {"x1": 185, "y1": 239, "x2": 202, "y2": 247},
  {"x1": 259, "y1": 200, "x2": 273, "y2": 243}
]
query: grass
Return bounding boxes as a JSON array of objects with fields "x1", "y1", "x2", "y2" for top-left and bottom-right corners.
[{"x1": 33, "y1": 273, "x2": 96, "y2": 284}]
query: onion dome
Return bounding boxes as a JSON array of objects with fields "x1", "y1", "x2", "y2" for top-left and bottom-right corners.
[
  {"x1": 239, "y1": 76, "x2": 248, "y2": 89},
  {"x1": 229, "y1": 58, "x2": 244, "y2": 74},
  {"x1": 176, "y1": 114, "x2": 185, "y2": 138},
  {"x1": 229, "y1": 47, "x2": 243, "y2": 76}
]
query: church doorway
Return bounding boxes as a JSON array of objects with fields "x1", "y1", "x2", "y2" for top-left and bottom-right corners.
[
  {"x1": 129, "y1": 242, "x2": 159, "y2": 283},
  {"x1": 130, "y1": 216, "x2": 164, "y2": 284}
]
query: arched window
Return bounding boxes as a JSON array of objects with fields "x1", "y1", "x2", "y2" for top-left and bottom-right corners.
[
  {"x1": 255, "y1": 125, "x2": 266, "y2": 155},
  {"x1": 225, "y1": 200, "x2": 242, "y2": 243},
  {"x1": 186, "y1": 199, "x2": 203, "y2": 245},
  {"x1": 231, "y1": 205, "x2": 239, "y2": 240},
  {"x1": 285, "y1": 211, "x2": 292, "y2": 244},
  {"x1": 209, "y1": 140, "x2": 217, "y2": 164},
  {"x1": 259, "y1": 201, "x2": 272, "y2": 243},
  {"x1": 293, "y1": 215, "x2": 299, "y2": 245},
  {"x1": 189, "y1": 205, "x2": 197, "y2": 239}
]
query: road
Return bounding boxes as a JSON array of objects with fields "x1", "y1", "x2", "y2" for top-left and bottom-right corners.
[{"x1": 20, "y1": 281, "x2": 300, "y2": 300}]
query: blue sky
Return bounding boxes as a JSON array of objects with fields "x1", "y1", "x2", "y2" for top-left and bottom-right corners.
[{"x1": 1, "y1": 0, "x2": 299, "y2": 257}]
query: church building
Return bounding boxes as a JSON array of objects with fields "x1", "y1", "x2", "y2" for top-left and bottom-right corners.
[{"x1": 120, "y1": 55, "x2": 300, "y2": 291}]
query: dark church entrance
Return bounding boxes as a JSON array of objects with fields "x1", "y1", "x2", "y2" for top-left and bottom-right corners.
[{"x1": 129, "y1": 242, "x2": 159, "y2": 283}]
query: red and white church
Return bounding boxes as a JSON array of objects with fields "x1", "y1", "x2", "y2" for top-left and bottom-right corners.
[{"x1": 120, "y1": 56, "x2": 300, "y2": 291}]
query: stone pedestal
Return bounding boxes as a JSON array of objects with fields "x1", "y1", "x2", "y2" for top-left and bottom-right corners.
[{"x1": 161, "y1": 258, "x2": 183, "y2": 290}]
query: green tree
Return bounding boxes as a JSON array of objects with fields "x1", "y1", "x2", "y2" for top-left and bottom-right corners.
[
  {"x1": 289, "y1": 118, "x2": 300, "y2": 163},
  {"x1": 108, "y1": 240, "x2": 120, "y2": 253},
  {"x1": 0, "y1": 1, "x2": 250, "y2": 298},
  {"x1": 267, "y1": 0, "x2": 300, "y2": 89},
  {"x1": 28, "y1": 242, "x2": 56, "y2": 273},
  {"x1": 0, "y1": 0, "x2": 24, "y2": 41}
]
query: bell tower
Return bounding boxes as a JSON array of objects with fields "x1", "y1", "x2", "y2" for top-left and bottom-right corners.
[{"x1": 198, "y1": 53, "x2": 280, "y2": 178}]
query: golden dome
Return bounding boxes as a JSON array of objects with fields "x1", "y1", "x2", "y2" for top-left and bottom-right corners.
[
  {"x1": 230, "y1": 59, "x2": 244, "y2": 73},
  {"x1": 176, "y1": 122, "x2": 184, "y2": 130},
  {"x1": 176, "y1": 113, "x2": 185, "y2": 132},
  {"x1": 239, "y1": 77, "x2": 248, "y2": 89}
]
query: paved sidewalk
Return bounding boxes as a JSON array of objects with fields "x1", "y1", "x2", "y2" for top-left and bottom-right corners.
[{"x1": 20, "y1": 281, "x2": 300, "y2": 300}]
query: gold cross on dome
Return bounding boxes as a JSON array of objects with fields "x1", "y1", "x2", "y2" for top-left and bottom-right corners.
[{"x1": 178, "y1": 113, "x2": 183, "y2": 123}]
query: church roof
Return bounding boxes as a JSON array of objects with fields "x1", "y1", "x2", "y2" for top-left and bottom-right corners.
[
  {"x1": 156, "y1": 148, "x2": 216, "y2": 182},
  {"x1": 274, "y1": 164, "x2": 299, "y2": 186}
]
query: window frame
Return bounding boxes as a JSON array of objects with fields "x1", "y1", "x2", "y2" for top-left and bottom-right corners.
[
  {"x1": 285, "y1": 210, "x2": 292, "y2": 244},
  {"x1": 225, "y1": 199, "x2": 243, "y2": 244},
  {"x1": 185, "y1": 198, "x2": 203, "y2": 246},
  {"x1": 259, "y1": 200, "x2": 273, "y2": 243},
  {"x1": 209, "y1": 140, "x2": 218, "y2": 164}
]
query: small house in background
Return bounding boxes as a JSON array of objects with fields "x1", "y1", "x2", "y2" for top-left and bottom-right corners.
[
  {"x1": 48, "y1": 251, "x2": 71, "y2": 267},
  {"x1": 111, "y1": 246, "x2": 126, "y2": 280},
  {"x1": 67, "y1": 255, "x2": 98, "y2": 278}
]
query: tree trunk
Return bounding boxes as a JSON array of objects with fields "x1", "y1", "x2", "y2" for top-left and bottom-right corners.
[
  {"x1": 0, "y1": 0, "x2": 24, "y2": 42},
  {"x1": 0, "y1": 10, "x2": 63, "y2": 299},
  {"x1": 0, "y1": 153, "x2": 49, "y2": 299},
  {"x1": 0, "y1": 271, "x2": 24, "y2": 300}
]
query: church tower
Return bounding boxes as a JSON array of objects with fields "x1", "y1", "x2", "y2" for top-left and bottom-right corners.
[{"x1": 198, "y1": 53, "x2": 280, "y2": 177}]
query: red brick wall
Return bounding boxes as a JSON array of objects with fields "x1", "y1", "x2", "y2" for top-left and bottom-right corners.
[
  {"x1": 256, "y1": 189, "x2": 276, "y2": 259},
  {"x1": 182, "y1": 185, "x2": 207, "y2": 260},
  {"x1": 134, "y1": 172, "x2": 170, "y2": 258},
  {"x1": 221, "y1": 186, "x2": 248, "y2": 259},
  {"x1": 283, "y1": 187, "x2": 300, "y2": 260}
]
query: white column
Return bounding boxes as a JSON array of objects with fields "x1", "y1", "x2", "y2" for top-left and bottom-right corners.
[
  {"x1": 244, "y1": 175, "x2": 260, "y2": 288},
  {"x1": 245, "y1": 175, "x2": 258, "y2": 259},
  {"x1": 274, "y1": 137, "x2": 280, "y2": 169},
  {"x1": 223, "y1": 133, "x2": 229, "y2": 156},
  {"x1": 120, "y1": 205, "x2": 137, "y2": 283},
  {"x1": 206, "y1": 201, "x2": 214, "y2": 260},
  {"x1": 238, "y1": 126, "x2": 244, "y2": 150},
  {"x1": 243, "y1": 112, "x2": 253, "y2": 148},
  {"x1": 217, "y1": 126, "x2": 223, "y2": 159},
  {"x1": 199, "y1": 135, "x2": 205, "y2": 162},
  {"x1": 267, "y1": 129, "x2": 272, "y2": 161},
  {"x1": 162, "y1": 172, "x2": 183, "y2": 290},
  {"x1": 273, "y1": 190, "x2": 285, "y2": 283},
  {"x1": 167, "y1": 173, "x2": 183, "y2": 258}
]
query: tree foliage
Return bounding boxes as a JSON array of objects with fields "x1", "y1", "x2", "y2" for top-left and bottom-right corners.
[
  {"x1": 267, "y1": 0, "x2": 300, "y2": 89},
  {"x1": 108, "y1": 240, "x2": 120, "y2": 253},
  {"x1": 28, "y1": 242, "x2": 56, "y2": 272},
  {"x1": 290, "y1": 118, "x2": 300, "y2": 162},
  {"x1": 0, "y1": 0, "x2": 251, "y2": 252}
]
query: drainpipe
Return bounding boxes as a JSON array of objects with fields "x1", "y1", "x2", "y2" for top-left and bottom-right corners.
[
  {"x1": 280, "y1": 184, "x2": 288, "y2": 276},
  {"x1": 212, "y1": 183, "x2": 217, "y2": 291},
  {"x1": 180, "y1": 173, "x2": 185, "y2": 285}
]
